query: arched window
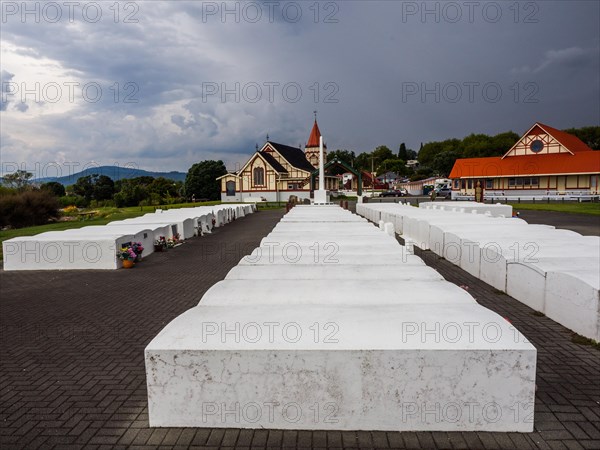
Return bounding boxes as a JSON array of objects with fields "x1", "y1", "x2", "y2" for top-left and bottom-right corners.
[
  {"x1": 253, "y1": 167, "x2": 265, "y2": 186},
  {"x1": 226, "y1": 180, "x2": 236, "y2": 196}
]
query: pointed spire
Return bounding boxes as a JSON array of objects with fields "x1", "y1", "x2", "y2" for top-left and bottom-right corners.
[
  {"x1": 255, "y1": 143, "x2": 259, "y2": 151},
  {"x1": 266, "y1": 133, "x2": 269, "y2": 141},
  {"x1": 306, "y1": 118, "x2": 322, "y2": 148}
]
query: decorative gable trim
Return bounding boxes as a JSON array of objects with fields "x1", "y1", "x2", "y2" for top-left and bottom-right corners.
[
  {"x1": 237, "y1": 151, "x2": 279, "y2": 175},
  {"x1": 502, "y1": 122, "x2": 574, "y2": 159}
]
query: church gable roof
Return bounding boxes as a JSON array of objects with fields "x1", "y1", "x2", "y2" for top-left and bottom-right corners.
[
  {"x1": 268, "y1": 141, "x2": 315, "y2": 172},
  {"x1": 259, "y1": 150, "x2": 288, "y2": 173},
  {"x1": 236, "y1": 149, "x2": 287, "y2": 175}
]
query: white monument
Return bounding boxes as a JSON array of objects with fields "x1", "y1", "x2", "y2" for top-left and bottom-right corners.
[{"x1": 313, "y1": 136, "x2": 330, "y2": 204}]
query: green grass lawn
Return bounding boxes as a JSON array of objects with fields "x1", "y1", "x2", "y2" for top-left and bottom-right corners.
[{"x1": 509, "y1": 202, "x2": 600, "y2": 216}]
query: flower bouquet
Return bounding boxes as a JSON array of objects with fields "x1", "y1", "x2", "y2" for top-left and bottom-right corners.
[
  {"x1": 131, "y1": 242, "x2": 144, "y2": 261},
  {"x1": 154, "y1": 236, "x2": 167, "y2": 252},
  {"x1": 117, "y1": 245, "x2": 137, "y2": 268}
]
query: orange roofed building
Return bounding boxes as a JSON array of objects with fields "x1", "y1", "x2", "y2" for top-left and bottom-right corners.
[{"x1": 449, "y1": 122, "x2": 600, "y2": 197}]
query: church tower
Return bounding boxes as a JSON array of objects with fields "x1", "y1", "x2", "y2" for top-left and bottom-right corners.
[{"x1": 304, "y1": 116, "x2": 326, "y2": 168}]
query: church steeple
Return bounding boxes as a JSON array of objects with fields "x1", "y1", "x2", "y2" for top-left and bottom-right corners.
[
  {"x1": 305, "y1": 113, "x2": 326, "y2": 168},
  {"x1": 306, "y1": 120, "x2": 322, "y2": 148}
]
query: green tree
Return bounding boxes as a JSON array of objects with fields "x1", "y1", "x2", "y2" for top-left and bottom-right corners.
[
  {"x1": 372, "y1": 146, "x2": 394, "y2": 168},
  {"x1": 41, "y1": 181, "x2": 66, "y2": 197},
  {"x1": 462, "y1": 134, "x2": 493, "y2": 158},
  {"x1": 185, "y1": 160, "x2": 227, "y2": 201},
  {"x1": 431, "y1": 151, "x2": 460, "y2": 177},
  {"x1": 93, "y1": 175, "x2": 115, "y2": 201},
  {"x1": 418, "y1": 141, "x2": 445, "y2": 167},
  {"x1": 353, "y1": 152, "x2": 372, "y2": 172},
  {"x1": 114, "y1": 177, "x2": 152, "y2": 207},
  {"x1": 398, "y1": 143, "x2": 408, "y2": 161},
  {"x1": 149, "y1": 177, "x2": 184, "y2": 204},
  {"x1": 327, "y1": 149, "x2": 356, "y2": 166},
  {"x1": 72, "y1": 174, "x2": 115, "y2": 202},
  {"x1": 378, "y1": 158, "x2": 407, "y2": 176},
  {"x1": 490, "y1": 131, "x2": 519, "y2": 155},
  {"x1": 72, "y1": 175, "x2": 94, "y2": 201},
  {"x1": 2, "y1": 170, "x2": 33, "y2": 191}
]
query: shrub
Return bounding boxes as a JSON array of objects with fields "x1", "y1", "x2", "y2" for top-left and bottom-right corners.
[
  {"x1": 0, "y1": 190, "x2": 60, "y2": 228},
  {"x1": 89, "y1": 199, "x2": 114, "y2": 208},
  {"x1": 59, "y1": 195, "x2": 88, "y2": 208}
]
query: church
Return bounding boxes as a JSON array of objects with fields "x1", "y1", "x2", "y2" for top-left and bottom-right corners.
[
  {"x1": 449, "y1": 122, "x2": 600, "y2": 197},
  {"x1": 218, "y1": 119, "x2": 338, "y2": 202}
]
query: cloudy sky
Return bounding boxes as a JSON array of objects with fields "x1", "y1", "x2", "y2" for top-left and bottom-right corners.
[{"x1": 1, "y1": 1, "x2": 598, "y2": 177}]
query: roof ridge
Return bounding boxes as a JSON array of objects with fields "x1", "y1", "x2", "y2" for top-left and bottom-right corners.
[{"x1": 535, "y1": 122, "x2": 593, "y2": 153}]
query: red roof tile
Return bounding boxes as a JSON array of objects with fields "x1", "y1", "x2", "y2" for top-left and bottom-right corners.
[
  {"x1": 449, "y1": 152, "x2": 600, "y2": 179},
  {"x1": 534, "y1": 123, "x2": 593, "y2": 153},
  {"x1": 306, "y1": 120, "x2": 322, "y2": 148}
]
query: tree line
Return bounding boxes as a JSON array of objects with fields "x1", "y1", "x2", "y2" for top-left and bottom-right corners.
[
  {"x1": 0, "y1": 161, "x2": 227, "y2": 229},
  {"x1": 327, "y1": 126, "x2": 599, "y2": 180},
  {"x1": 2, "y1": 125, "x2": 596, "y2": 228}
]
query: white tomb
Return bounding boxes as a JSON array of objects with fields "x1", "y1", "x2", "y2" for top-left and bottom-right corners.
[
  {"x1": 146, "y1": 304, "x2": 536, "y2": 431},
  {"x1": 3, "y1": 231, "x2": 135, "y2": 270}
]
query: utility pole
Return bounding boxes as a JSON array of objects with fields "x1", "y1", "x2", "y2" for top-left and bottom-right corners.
[{"x1": 371, "y1": 154, "x2": 375, "y2": 198}]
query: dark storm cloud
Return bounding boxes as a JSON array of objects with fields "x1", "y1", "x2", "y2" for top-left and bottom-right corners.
[{"x1": 1, "y1": 0, "x2": 598, "y2": 172}]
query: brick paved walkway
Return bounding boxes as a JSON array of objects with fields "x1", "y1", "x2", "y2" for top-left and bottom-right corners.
[{"x1": 1, "y1": 208, "x2": 599, "y2": 449}]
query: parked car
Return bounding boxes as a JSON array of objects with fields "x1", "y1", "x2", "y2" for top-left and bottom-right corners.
[
  {"x1": 380, "y1": 190, "x2": 405, "y2": 197},
  {"x1": 435, "y1": 187, "x2": 452, "y2": 199}
]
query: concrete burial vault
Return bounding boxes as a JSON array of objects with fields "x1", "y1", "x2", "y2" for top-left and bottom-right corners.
[
  {"x1": 2, "y1": 204, "x2": 255, "y2": 270},
  {"x1": 356, "y1": 203, "x2": 600, "y2": 342},
  {"x1": 145, "y1": 205, "x2": 537, "y2": 432}
]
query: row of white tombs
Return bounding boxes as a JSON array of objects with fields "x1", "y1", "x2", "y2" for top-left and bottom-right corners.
[
  {"x1": 146, "y1": 204, "x2": 538, "y2": 432},
  {"x1": 2, "y1": 204, "x2": 256, "y2": 270},
  {"x1": 357, "y1": 201, "x2": 599, "y2": 343},
  {"x1": 5, "y1": 201, "x2": 598, "y2": 432}
]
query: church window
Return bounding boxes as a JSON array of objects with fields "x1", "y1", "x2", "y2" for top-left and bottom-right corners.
[
  {"x1": 226, "y1": 181, "x2": 236, "y2": 196},
  {"x1": 253, "y1": 167, "x2": 265, "y2": 186}
]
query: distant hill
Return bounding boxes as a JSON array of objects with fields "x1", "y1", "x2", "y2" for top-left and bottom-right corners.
[{"x1": 35, "y1": 166, "x2": 187, "y2": 185}]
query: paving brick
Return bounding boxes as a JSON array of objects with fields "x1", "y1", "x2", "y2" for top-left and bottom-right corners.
[
  {"x1": 281, "y1": 429, "x2": 297, "y2": 448},
  {"x1": 265, "y1": 429, "x2": 283, "y2": 447},
  {"x1": 220, "y1": 429, "x2": 239, "y2": 447},
  {"x1": 398, "y1": 431, "x2": 420, "y2": 449},
  {"x1": 370, "y1": 431, "x2": 389, "y2": 448},
  {"x1": 1, "y1": 209, "x2": 599, "y2": 449},
  {"x1": 295, "y1": 430, "x2": 311, "y2": 447}
]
